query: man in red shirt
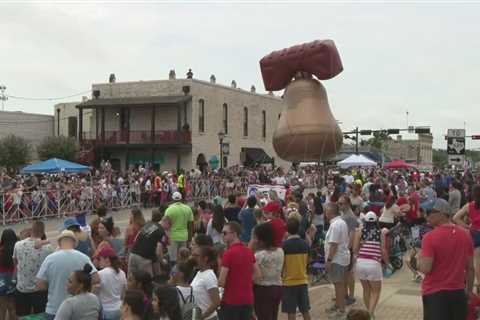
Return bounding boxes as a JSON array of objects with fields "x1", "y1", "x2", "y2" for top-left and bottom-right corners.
[
  {"x1": 418, "y1": 198, "x2": 474, "y2": 320},
  {"x1": 219, "y1": 222, "x2": 260, "y2": 320}
]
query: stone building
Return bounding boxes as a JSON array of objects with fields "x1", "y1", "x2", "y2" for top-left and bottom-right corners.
[
  {"x1": 0, "y1": 110, "x2": 54, "y2": 160},
  {"x1": 55, "y1": 71, "x2": 288, "y2": 172},
  {"x1": 340, "y1": 134, "x2": 433, "y2": 170},
  {"x1": 384, "y1": 134, "x2": 433, "y2": 170}
]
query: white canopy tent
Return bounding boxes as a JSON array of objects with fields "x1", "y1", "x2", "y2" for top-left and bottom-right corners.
[{"x1": 338, "y1": 154, "x2": 377, "y2": 169}]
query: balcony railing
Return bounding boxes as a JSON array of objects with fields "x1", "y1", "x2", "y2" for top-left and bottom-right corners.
[{"x1": 82, "y1": 130, "x2": 191, "y2": 145}]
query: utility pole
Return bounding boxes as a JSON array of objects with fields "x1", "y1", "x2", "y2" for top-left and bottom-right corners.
[
  {"x1": 355, "y1": 127, "x2": 359, "y2": 154},
  {"x1": 0, "y1": 85, "x2": 7, "y2": 111}
]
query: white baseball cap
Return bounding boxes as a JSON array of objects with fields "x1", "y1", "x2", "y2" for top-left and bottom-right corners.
[
  {"x1": 172, "y1": 191, "x2": 182, "y2": 201},
  {"x1": 364, "y1": 211, "x2": 378, "y2": 222}
]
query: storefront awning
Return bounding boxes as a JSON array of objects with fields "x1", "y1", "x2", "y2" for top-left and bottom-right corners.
[{"x1": 242, "y1": 148, "x2": 273, "y2": 164}]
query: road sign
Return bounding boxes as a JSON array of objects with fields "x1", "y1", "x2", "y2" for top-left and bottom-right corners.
[
  {"x1": 472, "y1": 135, "x2": 480, "y2": 140},
  {"x1": 447, "y1": 129, "x2": 465, "y2": 138},
  {"x1": 447, "y1": 137, "x2": 466, "y2": 155},
  {"x1": 221, "y1": 143, "x2": 230, "y2": 156},
  {"x1": 449, "y1": 155, "x2": 465, "y2": 166}
]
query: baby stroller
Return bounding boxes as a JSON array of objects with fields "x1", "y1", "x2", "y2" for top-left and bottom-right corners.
[
  {"x1": 308, "y1": 238, "x2": 327, "y2": 284},
  {"x1": 385, "y1": 221, "x2": 409, "y2": 272}
]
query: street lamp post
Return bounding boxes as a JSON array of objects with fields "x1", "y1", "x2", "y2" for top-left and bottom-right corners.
[
  {"x1": 0, "y1": 86, "x2": 7, "y2": 111},
  {"x1": 218, "y1": 131, "x2": 225, "y2": 169}
]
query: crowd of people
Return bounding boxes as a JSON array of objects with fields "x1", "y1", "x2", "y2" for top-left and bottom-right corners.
[
  {"x1": 0, "y1": 163, "x2": 480, "y2": 319},
  {"x1": 0, "y1": 161, "x2": 323, "y2": 225}
]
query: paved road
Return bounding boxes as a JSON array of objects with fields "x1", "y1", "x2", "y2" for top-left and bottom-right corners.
[{"x1": 2, "y1": 208, "x2": 423, "y2": 319}]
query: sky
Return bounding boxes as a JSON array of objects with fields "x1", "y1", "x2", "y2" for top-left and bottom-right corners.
[{"x1": 1, "y1": 0, "x2": 480, "y2": 149}]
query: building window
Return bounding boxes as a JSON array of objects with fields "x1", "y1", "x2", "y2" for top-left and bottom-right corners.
[
  {"x1": 243, "y1": 107, "x2": 248, "y2": 137},
  {"x1": 262, "y1": 110, "x2": 266, "y2": 138},
  {"x1": 223, "y1": 103, "x2": 228, "y2": 134},
  {"x1": 199, "y1": 99, "x2": 205, "y2": 133},
  {"x1": 278, "y1": 113, "x2": 281, "y2": 120},
  {"x1": 68, "y1": 116, "x2": 77, "y2": 138}
]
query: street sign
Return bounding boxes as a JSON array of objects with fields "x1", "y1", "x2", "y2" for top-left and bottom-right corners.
[
  {"x1": 472, "y1": 135, "x2": 480, "y2": 140},
  {"x1": 221, "y1": 143, "x2": 230, "y2": 156},
  {"x1": 449, "y1": 155, "x2": 465, "y2": 166},
  {"x1": 447, "y1": 129, "x2": 465, "y2": 138},
  {"x1": 447, "y1": 137, "x2": 466, "y2": 155}
]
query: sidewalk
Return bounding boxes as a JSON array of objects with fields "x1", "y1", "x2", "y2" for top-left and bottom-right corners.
[{"x1": 280, "y1": 266, "x2": 422, "y2": 319}]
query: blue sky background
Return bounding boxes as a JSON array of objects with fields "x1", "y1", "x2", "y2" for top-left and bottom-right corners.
[{"x1": 2, "y1": 1, "x2": 479, "y2": 148}]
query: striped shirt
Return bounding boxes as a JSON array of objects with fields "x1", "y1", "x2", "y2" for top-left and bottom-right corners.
[
  {"x1": 358, "y1": 240, "x2": 382, "y2": 262},
  {"x1": 358, "y1": 226, "x2": 382, "y2": 262}
]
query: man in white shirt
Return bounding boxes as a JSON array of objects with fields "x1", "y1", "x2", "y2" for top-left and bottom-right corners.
[
  {"x1": 14, "y1": 221, "x2": 53, "y2": 317},
  {"x1": 343, "y1": 172, "x2": 354, "y2": 185},
  {"x1": 324, "y1": 203, "x2": 350, "y2": 318}
]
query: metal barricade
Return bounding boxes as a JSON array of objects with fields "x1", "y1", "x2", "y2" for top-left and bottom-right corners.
[
  {"x1": 186, "y1": 177, "x2": 250, "y2": 201},
  {"x1": 0, "y1": 184, "x2": 141, "y2": 225}
]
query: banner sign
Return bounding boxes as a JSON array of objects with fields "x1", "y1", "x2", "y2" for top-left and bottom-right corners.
[{"x1": 247, "y1": 184, "x2": 287, "y2": 200}]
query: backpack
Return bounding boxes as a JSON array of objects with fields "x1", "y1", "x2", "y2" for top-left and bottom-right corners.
[{"x1": 177, "y1": 287, "x2": 202, "y2": 320}]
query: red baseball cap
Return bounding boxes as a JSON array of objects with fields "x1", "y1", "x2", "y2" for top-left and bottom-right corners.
[
  {"x1": 262, "y1": 201, "x2": 281, "y2": 214},
  {"x1": 94, "y1": 246, "x2": 117, "y2": 259}
]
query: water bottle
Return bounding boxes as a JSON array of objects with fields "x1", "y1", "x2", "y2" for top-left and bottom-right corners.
[{"x1": 192, "y1": 307, "x2": 203, "y2": 320}]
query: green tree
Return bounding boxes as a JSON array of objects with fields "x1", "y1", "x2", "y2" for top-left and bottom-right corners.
[
  {"x1": 364, "y1": 131, "x2": 392, "y2": 150},
  {"x1": 432, "y1": 149, "x2": 448, "y2": 168},
  {"x1": 0, "y1": 135, "x2": 31, "y2": 172},
  {"x1": 37, "y1": 136, "x2": 79, "y2": 162}
]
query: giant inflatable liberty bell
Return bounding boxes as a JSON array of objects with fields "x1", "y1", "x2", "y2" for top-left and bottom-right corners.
[{"x1": 260, "y1": 40, "x2": 344, "y2": 162}]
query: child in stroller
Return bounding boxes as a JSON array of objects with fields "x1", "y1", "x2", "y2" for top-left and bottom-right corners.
[{"x1": 406, "y1": 215, "x2": 433, "y2": 282}]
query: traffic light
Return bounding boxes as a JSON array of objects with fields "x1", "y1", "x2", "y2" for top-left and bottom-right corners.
[
  {"x1": 472, "y1": 135, "x2": 480, "y2": 140},
  {"x1": 415, "y1": 127, "x2": 430, "y2": 134},
  {"x1": 387, "y1": 129, "x2": 400, "y2": 134},
  {"x1": 360, "y1": 130, "x2": 372, "y2": 135}
]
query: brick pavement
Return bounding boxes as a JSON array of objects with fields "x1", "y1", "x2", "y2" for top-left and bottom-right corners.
[{"x1": 279, "y1": 267, "x2": 423, "y2": 319}]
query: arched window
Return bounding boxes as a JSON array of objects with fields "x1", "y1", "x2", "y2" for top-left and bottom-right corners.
[
  {"x1": 198, "y1": 99, "x2": 205, "y2": 133},
  {"x1": 262, "y1": 110, "x2": 266, "y2": 138},
  {"x1": 223, "y1": 103, "x2": 228, "y2": 134},
  {"x1": 243, "y1": 107, "x2": 248, "y2": 137}
]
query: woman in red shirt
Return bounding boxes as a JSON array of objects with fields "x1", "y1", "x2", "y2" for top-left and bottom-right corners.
[
  {"x1": 0, "y1": 229, "x2": 18, "y2": 319},
  {"x1": 125, "y1": 208, "x2": 146, "y2": 254},
  {"x1": 453, "y1": 185, "x2": 480, "y2": 290}
]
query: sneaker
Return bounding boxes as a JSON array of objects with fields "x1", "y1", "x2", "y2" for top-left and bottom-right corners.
[
  {"x1": 345, "y1": 297, "x2": 356, "y2": 306},
  {"x1": 325, "y1": 305, "x2": 338, "y2": 314},
  {"x1": 328, "y1": 310, "x2": 347, "y2": 320}
]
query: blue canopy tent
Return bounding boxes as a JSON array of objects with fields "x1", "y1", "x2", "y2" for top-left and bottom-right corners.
[{"x1": 21, "y1": 158, "x2": 90, "y2": 174}]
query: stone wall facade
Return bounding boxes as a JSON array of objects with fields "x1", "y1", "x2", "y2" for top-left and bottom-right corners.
[
  {"x1": 56, "y1": 77, "x2": 289, "y2": 171},
  {"x1": 0, "y1": 110, "x2": 54, "y2": 160}
]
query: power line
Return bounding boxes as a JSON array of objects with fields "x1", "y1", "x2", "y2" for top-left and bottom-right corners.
[{"x1": 6, "y1": 90, "x2": 90, "y2": 101}]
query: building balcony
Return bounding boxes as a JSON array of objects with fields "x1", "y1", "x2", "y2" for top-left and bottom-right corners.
[{"x1": 82, "y1": 130, "x2": 191, "y2": 146}]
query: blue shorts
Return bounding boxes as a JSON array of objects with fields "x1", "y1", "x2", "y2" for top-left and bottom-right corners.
[
  {"x1": 471, "y1": 230, "x2": 480, "y2": 248},
  {"x1": 282, "y1": 284, "x2": 310, "y2": 314}
]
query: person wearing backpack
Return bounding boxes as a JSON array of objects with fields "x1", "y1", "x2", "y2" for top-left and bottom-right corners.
[{"x1": 170, "y1": 260, "x2": 201, "y2": 319}]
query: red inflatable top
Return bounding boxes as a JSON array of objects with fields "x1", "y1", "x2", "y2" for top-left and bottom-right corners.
[{"x1": 259, "y1": 39, "x2": 343, "y2": 91}]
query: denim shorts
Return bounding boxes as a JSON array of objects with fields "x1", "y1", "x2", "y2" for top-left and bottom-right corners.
[{"x1": 471, "y1": 230, "x2": 480, "y2": 248}]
